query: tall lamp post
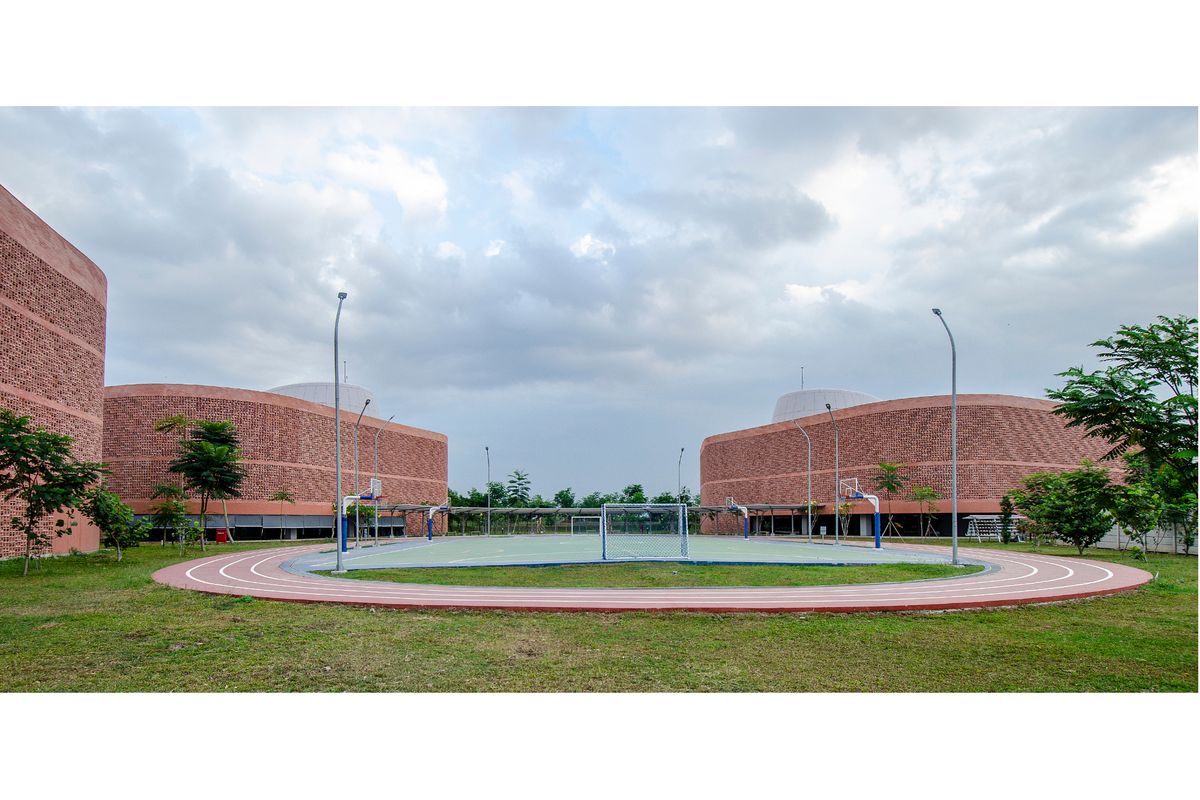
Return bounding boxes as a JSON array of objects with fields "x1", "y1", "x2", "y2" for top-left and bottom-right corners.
[
  {"x1": 932, "y1": 308, "x2": 959, "y2": 565},
  {"x1": 825, "y1": 402, "x2": 840, "y2": 544},
  {"x1": 677, "y1": 447, "x2": 684, "y2": 503},
  {"x1": 353, "y1": 398, "x2": 370, "y2": 548},
  {"x1": 333, "y1": 292, "x2": 348, "y2": 572},
  {"x1": 373, "y1": 414, "x2": 395, "y2": 544},
  {"x1": 793, "y1": 421, "x2": 813, "y2": 543},
  {"x1": 484, "y1": 445, "x2": 491, "y2": 537}
]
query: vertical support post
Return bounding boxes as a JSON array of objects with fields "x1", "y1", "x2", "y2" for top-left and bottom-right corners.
[
  {"x1": 875, "y1": 509, "x2": 881, "y2": 549},
  {"x1": 933, "y1": 308, "x2": 960, "y2": 566},
  {"x1": 333, "y1": 292, "x2": 347, "y2": 571}
]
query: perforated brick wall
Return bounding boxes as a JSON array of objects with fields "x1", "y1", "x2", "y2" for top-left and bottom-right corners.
[
  {"x1": 699, "y1": 394, "x2": 1115, "y2": 533},
  {"x1": 1, "y1": 186, "x2": 107, "y2": 558},
  {"x1": 103, "y1": 384, "x2": 449, "y2": 535}
]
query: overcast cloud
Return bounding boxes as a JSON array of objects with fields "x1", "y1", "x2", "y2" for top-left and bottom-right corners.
[{"x1": 0, "y1": 107, "x2": 1194, "y2": 497}]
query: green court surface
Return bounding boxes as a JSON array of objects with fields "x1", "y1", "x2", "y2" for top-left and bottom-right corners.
[{"x1": 288, "y1": 534, "x2": 955, "y2": 572}]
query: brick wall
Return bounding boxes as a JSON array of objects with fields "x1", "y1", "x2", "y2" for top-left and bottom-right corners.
[
  {"x1": 699, "y1": 394, "x2": 1115, "y2": 533},
  {"x1": 1, "y1": 186, "x2": 107, "y2": 558},
  {"x1": 103, "y1": 384, "x2": 448, "y2": 534}
]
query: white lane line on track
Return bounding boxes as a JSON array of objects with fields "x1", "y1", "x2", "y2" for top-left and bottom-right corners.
[{"x1": 172, "y1": 548, "x2": 1129, "y2": 607}]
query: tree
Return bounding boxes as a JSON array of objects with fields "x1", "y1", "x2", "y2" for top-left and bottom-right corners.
[
  {"x1": 998, "y1": 493, "x2": 1016, "y2": 544},
  {"x1": 505, "y1": 469, "x2": 531, "y2": 506},
  {"x1": 1047, "y1": 315, "x2": 1197, "y2": 483},
  {"x1": 553, "y1": 488, "x2": 576, "y2": 508},
  {"x1": 620, "y1": 484, "x2": 647, "y2": 504},
  {"x1": 268, "y1": 490, "x2": 295, "y2": 539},
  {"x1": 650, "y1": 490, "x2": 677, "y2": 504},
  {"x1": 80, "y1": 484, "x2": 150, "y2": 561},
  {"x1": 1005, "y1": 462, "x2": 1115, "y2": 554},
  {"x1": 873, "y1": 462, "x2": 908, "y2": 537},
  {"x1": 149, "y1": 482, "x2": 189, "y2": 549},
  {"x1": 1, "y1": 408, "x2": 107, "y2": 575},
  {"x1": 167, "y1": 426, "x2": 247, "y2": 551},
  {"x1": 1109, "y1": 478, "x2": 1163, "y2": 560},
  {"x1": 910, "y1": 486, "x2": 940, "y2": 537}
]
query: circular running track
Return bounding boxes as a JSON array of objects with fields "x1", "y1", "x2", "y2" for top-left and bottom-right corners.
[{"x1": 152, "y1": 541, "x2": 1152, "y2": 613}]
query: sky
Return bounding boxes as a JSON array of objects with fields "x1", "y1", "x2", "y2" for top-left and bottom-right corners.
[{"x1": 0, "y1": 107, "x2": 1195, "y2": 498}]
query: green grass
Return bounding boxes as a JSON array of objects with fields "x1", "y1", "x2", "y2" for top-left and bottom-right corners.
[
  {"x1": 0, "y1": 539, "x2": 1194, "y2": 692},
  {"x1": 323, "y1": 561, "x2": 982, "y2": 587}
]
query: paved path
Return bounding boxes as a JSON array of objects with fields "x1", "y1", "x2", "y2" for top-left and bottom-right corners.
[{"x1": 152, "y1": 542, "x2": 1152, "y2": 613}]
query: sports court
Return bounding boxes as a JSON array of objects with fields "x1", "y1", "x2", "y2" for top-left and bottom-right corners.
[{"x1": 285, "y1": 533, "x2": 955, "y2": 572}]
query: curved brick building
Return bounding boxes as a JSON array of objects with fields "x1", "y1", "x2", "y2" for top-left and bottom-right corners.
[
  {"x1": 103, "y1": 384, "x2": 448, "y2": 537},
  {"x1": 700, "y1": 394, "x2": 1114, "y2": 535},
  {"x1": 1, "y1": 185, "x2": 107, "y2": 558}
]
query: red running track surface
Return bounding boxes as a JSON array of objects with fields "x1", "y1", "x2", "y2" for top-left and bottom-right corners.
[
  {"x1": 152, "y1": 542, "x2": 1152, "y2": 613},
  {"x1": 151, "y1": 543, "x2": 1152, "y2": 613}
]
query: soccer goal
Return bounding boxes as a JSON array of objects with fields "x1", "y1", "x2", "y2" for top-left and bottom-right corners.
[
  {"x1": 600, "y1": 504, "x2": 689, "y2": 560},
  {"x1": 570, "y1": 515, "x2": 601, "y2": 535}
]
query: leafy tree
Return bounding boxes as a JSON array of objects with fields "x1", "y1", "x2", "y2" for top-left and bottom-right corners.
[
  {"x1": 485, "y1": 481, "x2": 506, "y2": 507},
  {"x1": 553, "y1": 488, "x2": 576, "y2": 508},
  {"x1": 998, "y1": 493, "x2": 1016, "y2": 544},
  {"x1": 620, "y1": 484, "x2": 647, "y2": 504},
  {"x1": 580, "y1": 491, "x2": 606, "y2": 508},
  {"x1": 677, "y1": 486, "x2": 696, "y2": 506},
  {"x1": 268, "y1": 489, "x2": 296, "y2": 539},
  {"x1": 1005, "y1": 462, "x2": 1115, "y2": 554},
  {"x1": 149, "y1": 482, "x2": 189, "y2": 549},
  {"x1": 910, "y1": 486, "x2": 941, "y2": 537},
  {"x1": 650, "y1": 490, "x2": 678, "y2": 504},
  {"x1": 166, "y1": 422, "x2": 247, "y2": 551},
  {"x1": 873, "y1": 462, "x2": 908, "y2": 537},
  {"x1": 79, "y1": 484, "x2": 150, "y2": 561},
  {"x1": 1109, "y1": 479, "x2": 1163, "y2": 560},
  {"x1": 835, "y1": 501, "x2": 853, "y2": 538},
  {"x1": 505, "y1": 470, "x2": 531, "y2": 506},
  {"x1": 1047, "y1": 314, "x2": 1197, "y2": 482},
  {"x1": 0, "y1": 408, "x2": 107, "y2": 575}
]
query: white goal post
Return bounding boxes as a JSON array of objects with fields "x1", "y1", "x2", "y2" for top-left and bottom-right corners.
[
  {"x1": 600, "y1": 503, "x2": 689, "y2": 560},
  {"x1": 570, "y1": 515, "x2": 601, "y2": 535}
]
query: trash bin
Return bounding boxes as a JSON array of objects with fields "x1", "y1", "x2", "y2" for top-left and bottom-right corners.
[{"x1": 214, "y1": 529, "x2": 228, "y2": 544}]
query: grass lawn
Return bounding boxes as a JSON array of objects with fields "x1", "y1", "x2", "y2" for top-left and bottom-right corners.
[
  {"x1": 0, "y1": 539, "x2": 1194, "y2": 692},
  {"x1": 322, "y1": 561, "x2": 981, "y2": 587}
]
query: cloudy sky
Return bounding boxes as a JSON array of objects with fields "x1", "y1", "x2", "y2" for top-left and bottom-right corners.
[{"x1": 0, "y1": 107, "x2": 1195, "y2": 497}]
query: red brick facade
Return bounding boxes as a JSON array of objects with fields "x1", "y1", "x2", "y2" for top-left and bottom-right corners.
[
  {"x1": 1, "y1": 185, "x2": 107, "y2": 558},
  {"x1": 700, "y1": 394, "x2": 1115, "y2": 533},
  {"x1": 103, "y1": 384, "x2": 448, "y2": 534}
]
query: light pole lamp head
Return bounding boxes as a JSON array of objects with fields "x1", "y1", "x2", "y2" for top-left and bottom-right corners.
[
  {"x1": 364, "y1": 398, "x2": 371, "y2": 408},
  {"x1": 931, "y1": 307, "x2": 942, "y2": 316},
  {"x1": 825, "y1": 402, "x2": 832, "y2": 411},
  {"x1": 337, "y1": 291, "x2": 348, "y2": 300}
]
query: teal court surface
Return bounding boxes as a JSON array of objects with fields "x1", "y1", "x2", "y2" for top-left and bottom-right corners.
[{"x1": 285, "y1": 534, "x2": 957, "y2": 572}]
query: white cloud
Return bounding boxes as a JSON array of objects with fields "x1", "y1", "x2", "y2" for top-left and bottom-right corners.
[
  {"x1": 484, "y1": 239, "x2": 507, "y2": 257},
  {"x1": 435, "y1": 241, "x2": 466, "y2": 261},
  {"x1": 569, "y1": 233, "x2": 616, "y2": 260},
  {"x1": 326, "y1": 143, "x2": 448, "y2": 223}
]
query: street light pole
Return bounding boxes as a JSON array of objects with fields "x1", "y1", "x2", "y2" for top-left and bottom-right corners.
[
  {"x1": 374, "y1": 414, "x2": 395, "y2": 545},
  {"x1": 353, "y1": 398, "x2": 370, "y2": 548},
  {"x1": 333, "y1": 292, "x2": 347, "y2": 573},
  {"x1": 793, "y1": 421, "x2": 813, "y2": 543},
  {"x1": 932, "y1": 308, "x2": 959, "y2": 565},
  {"x1": 825, "y1": 403, "x2": 840, "y2": 544},
  {"x1": 677, "y1": 447, "x2": 684, "y2": 503},
  {"x1": 485, "y1": 445, "x2": 491, "y2": 537}
]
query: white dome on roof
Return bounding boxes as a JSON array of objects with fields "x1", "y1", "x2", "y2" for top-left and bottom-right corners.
[
  {"x1": 771, "y1": 388, "x2": 882, "y2": 423},
  {"x1": 269, "y1": 382, "x2": 375, "y2": 412}
]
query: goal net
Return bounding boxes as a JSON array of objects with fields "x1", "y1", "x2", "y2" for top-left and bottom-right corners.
[
  {"x1": 570, "y1": 515, "x2": 601, "y2": 535},
  {"x1": 601, "y1": 504, "x2": 689, "y2": 560}
]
